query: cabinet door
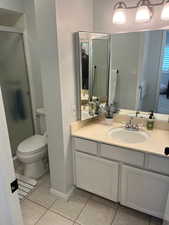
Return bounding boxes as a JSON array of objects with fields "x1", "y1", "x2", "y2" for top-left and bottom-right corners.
[
  {"x1": 121, "y1": 165, "x2": 169, "y2": 218},
  {"x1": 75, "y1": 151, "x2": 119, "y2": 202}
]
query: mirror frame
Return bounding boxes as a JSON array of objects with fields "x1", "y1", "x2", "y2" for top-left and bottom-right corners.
[{"x1": 75, "y1": 29, "x2": 169, "y2": 122}]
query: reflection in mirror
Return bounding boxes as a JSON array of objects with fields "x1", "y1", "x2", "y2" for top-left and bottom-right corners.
[
  {"x1": 109, "y1": 30, "x2": 169, "y2": 115},
  {"x1": 77, "y1": 32, "x2": 111, "y2": 120}
]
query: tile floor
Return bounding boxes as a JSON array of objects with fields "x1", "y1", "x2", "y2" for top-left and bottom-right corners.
[{"x1": 20, "y1": 173, "x2": 163, "y2": 225}]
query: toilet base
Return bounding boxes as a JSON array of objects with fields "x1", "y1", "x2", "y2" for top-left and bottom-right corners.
[{"x1": 24, "y1": 160, "x2": 47, "y2": 179}]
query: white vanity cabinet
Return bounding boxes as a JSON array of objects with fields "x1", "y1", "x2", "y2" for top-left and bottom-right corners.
[
  {"x1": 73, "y1": 137, "x2": 169, "y2": 218},
  {"x1": 145, "y1": 154, "x2": 169, "y2": 176},
  {"x1": 100, "y1": 144, "x2": 144, "y2": 167},
  {"x1": 121, "y1": 165, "x2": 169, "y2": 218},
  {"x1": 74, "y1": 137, "x2": 98, "y2": 155},
  {"x1": 75, "y1": 151, "x2": 119, "y2": 202}
]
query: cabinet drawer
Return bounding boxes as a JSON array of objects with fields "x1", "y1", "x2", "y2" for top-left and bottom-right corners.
[
  {"x1": 73, "y1": 137, "x2": 98, "y2": 155},
  {"x1": 101, "y1": 144, "x2": 144, "y2": 167},
  {"x1": 147, "y1": 154, "x2": 169, "y2": 175}
]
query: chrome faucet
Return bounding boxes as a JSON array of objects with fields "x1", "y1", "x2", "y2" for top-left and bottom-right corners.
[{"x1": 125, "y1": 117, "x2": 139, "y2": 131}]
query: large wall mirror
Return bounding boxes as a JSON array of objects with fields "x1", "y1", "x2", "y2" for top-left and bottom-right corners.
[
  {"x1": 76, "y1": 30, "x2": 169, "y2": 120},
  {"x1": 110, "y1": 30, "x2": 169, "y2": 115},
  {"x1": 76, "y1": 32, "x2": 111, "y2": 120}
]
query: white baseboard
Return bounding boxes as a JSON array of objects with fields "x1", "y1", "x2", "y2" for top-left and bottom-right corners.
[{"x1": 50, "y1": 186, "x2": 75, "y2": 201}]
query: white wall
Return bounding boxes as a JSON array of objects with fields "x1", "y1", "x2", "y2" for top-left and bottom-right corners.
[
  {"x1": 35, "y1": 0, "x2": 92, "y2": 193},
  {"x1": 34, "y1": 0, "x2": 66, "y2": 193},
  {"x1": 23, "y1": 0, "x2": 44, "y2": 125},
  {"x1": 111, "y1": 32, "x2": 141, "y2": 110},
  {"x1": 93, "y1": 0, "x2": 169, "y2": 34},
  {"x1": 33, "y1": 0, "x2": 93, "y2": 194},
  {"x1": 55, "y1": 0, "x2": 93, "y2": 192},
  {"x1": 139, "y1": 31, "x2": 163, "y2": 112}
]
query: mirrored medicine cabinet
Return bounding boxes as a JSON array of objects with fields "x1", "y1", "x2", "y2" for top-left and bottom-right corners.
[{"x1": 76, "y1": 30, "x2": 169, "y2": 121}]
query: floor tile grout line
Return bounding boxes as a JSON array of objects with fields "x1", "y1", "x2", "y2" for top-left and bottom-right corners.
[
  {"x1": 111, "y1": 204, "x2": 120, "y2": 225},
  {"x1": 22, "y1": 198, "x2": 50, "y2": 210},
  {"x1": 33, "y1": 207, "x2": 48, "y2": 225},
  {"x1": 47, "y1": 184, "x2": 76, "y2": 212},
  {"x1": 49, "y1": 208, "x2": 75, "y2": 223},
  {"x1": 33, "y1": 205, "x2": 75, "y2": 225},
  {"x1": 21, "y1": 176, "x2": 160, "y2": 225},
  {"x1": 39, "y1": 189, "x2": 93, "y2": 224},
  {"x1": 49, "y1": 191, "x2": 92, "y2": 221},
  {"x1": 47, "y1": 191, "x2": 60, "y2": 210},
  {"x1": 74, "y1": 194, "x2": 93, "y2": 223},
  {"x1": 74, "y1": 194, "x2": 120, "y2": 224}
]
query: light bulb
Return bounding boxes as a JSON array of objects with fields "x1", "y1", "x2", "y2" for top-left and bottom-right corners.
[
  {"x1": 161, "y1": 2, "x2": 169, "y2": 21},
  {"x1": 136, "y1": 5, "x2": 152, "y2": 23},
  {"x1": 112, "y1": 8, "x2": 126, "y2": 24}
]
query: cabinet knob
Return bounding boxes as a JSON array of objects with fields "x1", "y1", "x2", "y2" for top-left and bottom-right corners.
[{"x1": 164, "y1": 147, "x2": 169, "y2": 156}]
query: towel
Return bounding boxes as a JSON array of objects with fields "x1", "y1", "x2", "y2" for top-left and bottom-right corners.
[
  {"x1": 12, "y1": 89, "x2": 26, "y2": 120},
  {"x1": 109, "y1": 69, "x2": 118, "y2": 105},
  {"x1": 137, "y1": 81, "x2": 147, "y2": 110}
]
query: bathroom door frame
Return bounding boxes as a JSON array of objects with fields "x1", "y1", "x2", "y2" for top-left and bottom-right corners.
[{"x1": 0, "y1": 88, "x2": 23, "y2": 225}]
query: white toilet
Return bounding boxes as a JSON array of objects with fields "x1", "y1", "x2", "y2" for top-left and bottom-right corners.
[{"x1": 16, "y1": 108, "x2": 48, "y2": 179}]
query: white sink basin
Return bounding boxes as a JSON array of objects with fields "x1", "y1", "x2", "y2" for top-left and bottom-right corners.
[{"x1": 108, "y1": 127, "x2": 149, "y2": 144}]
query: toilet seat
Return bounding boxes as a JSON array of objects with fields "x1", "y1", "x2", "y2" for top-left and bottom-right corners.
[{"x1": 17, "y1": 135, "x2": 47, "y2": 155}]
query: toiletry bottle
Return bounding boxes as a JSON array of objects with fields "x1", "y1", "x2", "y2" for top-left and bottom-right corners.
[
  {"x1": 89, "y1": 99, "x2": 95, "y2": 116},
  {"x1": 146, "y1": 111, "x2": 155, "y2": 130},
  {"x1": 95, "y1": 98, "x2": 100, "y2": 115},
  {"x1": 105, "y1": 104, "x2": 113, "y2": 119}
]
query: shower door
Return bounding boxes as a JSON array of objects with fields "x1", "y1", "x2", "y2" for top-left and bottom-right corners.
[{"x1": 0, "y1": 31, "x2": 34, "y2": 156}]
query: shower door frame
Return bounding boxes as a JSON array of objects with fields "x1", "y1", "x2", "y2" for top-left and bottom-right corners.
[
  {"x1": 0, "y1": 25, "x2": 37, "y2": 225},
  {"x1": 0, "y1": 25, "x2": 36, "y2": 140}
]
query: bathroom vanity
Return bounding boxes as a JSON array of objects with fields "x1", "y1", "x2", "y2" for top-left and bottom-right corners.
[
  {"x1": 74, "y1": 30, "x2": 169, "y2": 220},
  {"x1": 71, "y1": 119, "x2": 169, "y2": 219}
]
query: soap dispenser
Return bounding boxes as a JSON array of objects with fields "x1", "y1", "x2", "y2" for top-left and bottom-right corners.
[{"x1": 146, "y1": 111, "x2": 155, "y2": 130}]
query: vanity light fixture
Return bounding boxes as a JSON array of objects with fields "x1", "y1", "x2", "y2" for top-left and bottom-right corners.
[
  {"x1": 112, "y1": 2, "x2": 127, "y2": 24},
  {"x1": 161, "y1": 1, "x2": 169, "y2": 20},
  {"x1": 135, "y1": 1, "x2": 152, "y2": 23},
  {"x1": 112, "y1": 0, "x2": 169, "y2": 25}
]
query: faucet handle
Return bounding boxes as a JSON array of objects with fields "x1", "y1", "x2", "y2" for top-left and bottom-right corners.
[
  {"x1": 125, "y1": 117, "x2": 133, "y2": 128},
  {"x1": 129, "y1": 116, "x2": 134, "y2": 123},
  {"x1": 136, "y1": 111, "x2": 140, "y2": 117}
]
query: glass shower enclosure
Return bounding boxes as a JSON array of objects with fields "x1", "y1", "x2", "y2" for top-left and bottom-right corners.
[{"x1": 0, "y1": 31, "x2": 34, "y2": 156}]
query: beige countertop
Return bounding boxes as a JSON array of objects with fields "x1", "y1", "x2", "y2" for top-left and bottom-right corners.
[{"x1": 71, "y1": 120, "x2": 169, "y2": 157}]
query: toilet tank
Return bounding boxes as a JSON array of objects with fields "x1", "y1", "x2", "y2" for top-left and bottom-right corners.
[{"x1": 36, "y1": 108, "x2": 46, "y2": 135}]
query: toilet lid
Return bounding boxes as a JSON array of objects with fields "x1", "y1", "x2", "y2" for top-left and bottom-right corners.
[{"x1": 17, "y1": 135, "x2": 47, "y2": 154}]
